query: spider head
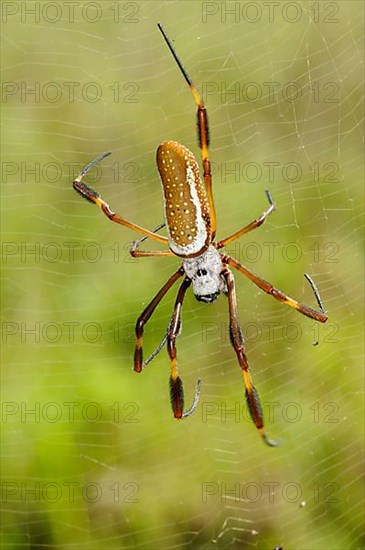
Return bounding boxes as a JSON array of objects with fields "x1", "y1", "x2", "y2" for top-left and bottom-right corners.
[{"x1": 183, "y1": 246, "x2": 225, "y2": 303}]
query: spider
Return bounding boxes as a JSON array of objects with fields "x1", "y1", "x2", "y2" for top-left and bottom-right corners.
[{"x1": 72, "y1": 23, "x2": 328, "y2": 446}]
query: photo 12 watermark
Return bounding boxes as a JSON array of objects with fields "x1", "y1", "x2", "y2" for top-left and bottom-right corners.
[
  {"x1": 1, "y1": 480, "x2": 139, "y2": 503},
  {"x1": 200, "y1": 400, "x2": 340, "y2": 425},
  {"x1": 2, "y1": 81, "x2": 139, "y2": 104},
  {"x1": 1, "y1": 2, "x2": 140, "y2": 24},
  {"x1": 201, "y1": 81, "x2": 339, "y2": 105},
  {"x1": 1, "y1": 400, "x2": 139, "y2": 424},
  {"x1": 201, "y1": 2, "x2": 340, "y2": 24},
  {"x1": 2, "y1": 159, "x2": 138, "y2": 184},
  {"x1": 201, "y1": 480, "x2": 339, "y2": 504},
  {"x1": 200, "y1": 320, "x2": 339, "y2": 345}
]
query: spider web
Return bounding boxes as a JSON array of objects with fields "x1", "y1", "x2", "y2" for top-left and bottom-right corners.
[{"x1": 1, "y1": 1, "x2": 364, "y2": 549}]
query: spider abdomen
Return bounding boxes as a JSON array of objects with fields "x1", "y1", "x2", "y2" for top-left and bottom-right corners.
[{"x1": 156, "y1": 140, "x2": 211, "y2": 257}]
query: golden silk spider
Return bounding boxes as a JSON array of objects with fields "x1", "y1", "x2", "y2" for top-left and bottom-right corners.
[{"x1": 72, "y1": 23, "x2": 327, "y2": 446}]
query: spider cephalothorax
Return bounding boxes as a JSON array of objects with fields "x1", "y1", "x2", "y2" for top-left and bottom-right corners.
[{"x1": 183, "y1": 246, "x2": 226, "y2": 303}]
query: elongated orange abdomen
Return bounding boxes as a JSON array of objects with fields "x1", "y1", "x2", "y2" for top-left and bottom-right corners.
[{"x1": 156, "y1": 140, "x2": 211, "y2": 257}]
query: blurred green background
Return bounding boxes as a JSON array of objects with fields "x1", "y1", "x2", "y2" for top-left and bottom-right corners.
[{"x1": 1, "y1": 1, "x2": 364, "y2": 549}]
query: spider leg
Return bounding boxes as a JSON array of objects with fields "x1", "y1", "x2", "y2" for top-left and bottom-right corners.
[
  {"x1": 130, "y1": 223, "x2": 173, "y2": 258},
  {"x1": 167, "y1": 277, "x2": 202, "y2": 419},
  {"x1": 126, "y1": 224, "x2": 172, "y2": 366},
  {"x1": 158, "y1": 23, "x2": 216, "y2": 240},
  {"x1": 216, "y1": 191, "x2": 275, "y2": 249},
  {"x1": 72, "y1": 153, "x2": 168, "y2": 244},
  {"x1": 222, "y1": 267, "x2": 278, "y2": 447},
  {"x1": 143, "y1": 330, "x2": 168, "y2": 368},
  {"x1": 134, "y1": 267, "x2": 184, "y2": 372},
  {"x1": 226, "y1": 255, "x2": 327, "y2": 323}
]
